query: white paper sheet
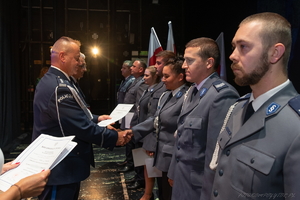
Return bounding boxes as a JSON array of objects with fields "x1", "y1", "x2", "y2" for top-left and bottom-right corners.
[
  {"x1": 98, "y1": 104, "x2": 134, "y2": 127},
  {"x1": 0, "y1": 134, "x2": 76, "y2": 192},
  {"x1": 132, "y1": 148, "x2": 150, "y2": 167},
  {"x1": 145, "y1": 158, "x2": 162, "y2": 177},
  {"x1": 125, "y1": 112, "x2": 134, "y2": 128}
]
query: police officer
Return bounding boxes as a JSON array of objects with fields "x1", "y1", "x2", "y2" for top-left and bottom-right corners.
[
  {"x1": 33, "y1": 36, "x2": 130, "y2": 200},
  {"x1": 167, "y1": 38, "x2": 239, "y2": 200},
  {"x1": 210, "y1": 12, "x2": 300, "y2": 200}
]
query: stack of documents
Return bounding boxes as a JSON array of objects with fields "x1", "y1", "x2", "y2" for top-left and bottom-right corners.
[{"x1": 0, "y1": 134, "x2": 77, "y2": 192}]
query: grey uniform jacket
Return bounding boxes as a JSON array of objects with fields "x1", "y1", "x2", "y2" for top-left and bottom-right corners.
[
  {"x1": 121, "y1": 76, "x2": 146, "y2": 129},
  {"x1": 130, "y1": 86, "x2": 153, "y2": 127},
  {"x1": 117, "y1": 75, "x2": 135, "y2": 104},
  {"x1": 141, "y1": 81, "x2": 166, "y2": 151},
  {"x1": 211, "y1": 82, "x2": 300, "y2": 200},
  {"x1": 167, "y1": 72, "x2": 239, "y2": 200},
  {"x1": 132, "y1": 85, "x2": 188, "y2": 172}
]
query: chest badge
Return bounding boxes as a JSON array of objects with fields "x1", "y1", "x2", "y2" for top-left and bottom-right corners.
[{"x1": 266, "y1": 102, "x2": 281, "y2": 115}]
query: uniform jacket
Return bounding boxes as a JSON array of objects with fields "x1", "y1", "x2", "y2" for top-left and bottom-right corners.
[
  {"x1": 132, "y1": 85, "x2": 188, "y2": 172},
  {"x1": 117, "y1": 75, "x2": 135, "y2": 104},
  {"x1": 167, "y1": 72, "x2": 239, "y2": 200},
  {"x1": 123, "y1": 76, "x2": 145, "y2": 110},
  {"x1": 121, "y1": 76, "x2": 147, "y2": 129},
  {"x1": 211, "y1": 82, "x2": 300, "y2": 200},
  {"x1": 130, "y1": 85, "x2": 153, "y2": 127},
  {"x1": 142, "y1": 81, "x2": 167, "y2": 151},
  {"x1": 32, "y1": 67, "x2": 118, "y2": 185}
]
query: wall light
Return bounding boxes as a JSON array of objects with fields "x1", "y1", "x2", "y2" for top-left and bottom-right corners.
[{"x1": 92, "y1": 47, "x2": 100, "y2": 56}]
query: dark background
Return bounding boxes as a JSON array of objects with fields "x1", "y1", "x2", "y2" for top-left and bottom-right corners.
[{"x1": 1, "y1": 0, "x2": 300, "y2": 149}]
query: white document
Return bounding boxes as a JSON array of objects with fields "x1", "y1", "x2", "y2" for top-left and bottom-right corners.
[
  {"x1": 145, "y1": 158, "x2": 162, "y2": 177},
  {"x1": 98, "y1": 104, "x2": 134, "y2": 127},
  {"x1": 132, "y1": 148, "x2": 150, "y2": 167},
  {"x1": 0, "y1": 134, "x2": 77, "y2": 192},
  {"x1": 125, "y1": 112, "x2": 134, "y2": 128}
]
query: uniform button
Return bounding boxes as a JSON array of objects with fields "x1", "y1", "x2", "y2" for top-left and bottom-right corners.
[
  {"x1": 189, "y1": 123, "x2": 192, "y2": 127},
  {"x1": 181, "y1": 121, "x2": 184, "y2": 124},
  {"x1": 178, "y1": 132, "x2": 181, "y2": 137},
  {"x1": 213, "y1": 190, "x2": 218, "y2": 197},
  {"x1": 177, "y1": 146, "x2": 180, "y2": 150},
  {"x1": 219, "y1": 138, "x2": 222, "y2": 141},
  {"x1": 219, "y1": 169, "x2": 223, "y2": 176},
  {"x1": 176, "y1": 158, "x2": 179, "y2": 162},
  {"x1": 251, "y1": 158, "x2": 255, "y2": 164},
  {"x1": 226, "y1": 150, "x2": 230, "y2": 156}
]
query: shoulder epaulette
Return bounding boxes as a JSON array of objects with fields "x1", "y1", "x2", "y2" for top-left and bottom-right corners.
[
  {"x1": 56, "y1": 77, "x2": 69, "y2": 87},
  {"x1": 236, "y1": 93, "x2": 251, "y2": 102},
  {"x1": 288, "y1": 95, "x2": 300, "y2": 116},
  {"x1": 213, "y1": 80, "x2": 228, "y2": 92}
]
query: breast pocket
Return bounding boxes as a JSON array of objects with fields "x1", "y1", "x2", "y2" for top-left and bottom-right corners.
[
  {"x1": 181, "y1": 117, "x2": 202, "y2": 146},
  {"x1": 231, "y1": 144, "x2": 275, "y2": 193}
]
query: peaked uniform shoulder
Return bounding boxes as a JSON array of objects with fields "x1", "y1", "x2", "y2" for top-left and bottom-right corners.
[
  {"x1": 288, "y1": 95, "x2": 300, "y2": 116},
  {"x1": 212, "y1": 80, "x2": 228, "y2": 92},
  {"x1": 236, "y1": 93, "x2": 251, "y2": 102},
  {"x1": 56, "y1": 76, "x2": 69, "y2": 87}
]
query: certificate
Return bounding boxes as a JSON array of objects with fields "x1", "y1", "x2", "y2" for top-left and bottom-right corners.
[
  {"x1": 0, "y1": 134, "x2": 76, "y2": 192},
  {"x1": 98, "y1": 104, "x2": 134, "y2": 127}
]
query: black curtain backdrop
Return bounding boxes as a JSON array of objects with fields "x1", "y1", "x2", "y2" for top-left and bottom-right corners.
[{"x1": 0, "y1": 1, "x2": 21, "y2": 150}]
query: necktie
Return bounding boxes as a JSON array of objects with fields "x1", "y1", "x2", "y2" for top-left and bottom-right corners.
[
  {"x1": 161, "y1": 92, "x2": 173, "y2": 109},
  {"x1": 166, "y1": 92, "x2": 173, "y2": 103},
  {"x1": 190, "y1": 87, "x2": 198, "y2": 102},
  {"x1": 243, "y1": 101, "x2": 254, "y2": 124}
]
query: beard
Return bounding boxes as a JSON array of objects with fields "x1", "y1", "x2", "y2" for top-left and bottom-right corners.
[{"x1": 231, "y1": 52, "x2": 269, "y2": 86}]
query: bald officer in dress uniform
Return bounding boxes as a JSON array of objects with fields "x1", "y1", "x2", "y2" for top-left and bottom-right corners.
[
  {"x1": 210, "y1": 12, "x2": 300, "y2": 200},
  {"x1": 167, "y1": 38, "x2": 239, "y2": 200},
  {"x1": 32, "y1": 36, "x2": 130, "y2": 200}
]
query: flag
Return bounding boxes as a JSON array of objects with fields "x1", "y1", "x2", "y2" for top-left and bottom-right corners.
[
  {"x1": 147, "y1": 27, "x2": 163, "y2": 66},
  {"x1": 166, "y1": 21, "x2": 176, "y2": 54},
  {"x1": 216, "y1": 32, "x2": 227, "y2": 81}
]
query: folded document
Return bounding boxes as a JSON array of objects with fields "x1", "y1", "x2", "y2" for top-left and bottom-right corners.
[{"x1": 0, "y1": 134, "x2": 77, "y2": 191}]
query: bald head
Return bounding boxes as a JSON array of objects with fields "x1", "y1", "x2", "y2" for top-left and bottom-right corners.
[{"x1": 51, "y1": 36, "x2": 81, "y2": 76}]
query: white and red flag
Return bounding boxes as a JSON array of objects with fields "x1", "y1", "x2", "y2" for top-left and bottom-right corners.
[
  {"x1": 166, "y1": 21, "x2": 176, "y2": 54},
  {"x1": 147, "y1": 27, "x2": 163, "y2": 66},
  {"x1": 216, "y1": 32, "x2": 227, "y2": 81}
]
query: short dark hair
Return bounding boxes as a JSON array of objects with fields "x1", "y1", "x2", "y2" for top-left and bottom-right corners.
[
  {"x1": 185, "y1": 37, "x2": 220, "y2": 70},
  {"x1": 164, "y1": 57, "x2": 187, "y2": 83},
  {"x1": 135, "y1": 59, "x2": 147, "y2": 70},
  {"x1": 156, "y1": 50, "x2": 176, "y2": 63},
  {"x1": 240, "y1": 12, "x2": 291, "y2": 70}
]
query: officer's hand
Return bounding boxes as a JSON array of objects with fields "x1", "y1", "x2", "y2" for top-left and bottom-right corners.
[
  {"x1": 98, "y1": 115, "x2": 111, "y2": 122},
  {"x1": 107, "y1": 124, "x2": 117, "y2": 131},
  {"x1": 123, "y1": 129, "x2": 133, "y2": 139},
  {"x1": 168, "y1": 178, "x2": 174, "y2": 187},
  {"x1": 146, "y1": 150, "x2": 155, "y2": 157},
  {"x1": 116, "y1": 130, "x2": 132, "y2": 146}
]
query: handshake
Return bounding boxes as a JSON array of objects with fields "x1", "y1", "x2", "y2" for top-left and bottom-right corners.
[
  {"x1": 98, "y1": 115, "x2": 133, "y2": 146},
  {"x1": 116, "y1": 129, "x2": 133, "y2": 146},
  {"x1": 106, "y1": 124, "x2": 133, "y2": 146}
]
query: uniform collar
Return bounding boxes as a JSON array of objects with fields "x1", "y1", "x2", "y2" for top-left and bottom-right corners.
[
  {"x1": 51, "y1": 65, "x2": 71, "y2": 81},
  {"x1": 250, "y1": 79, "x2": 290, "y2": 112}
]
